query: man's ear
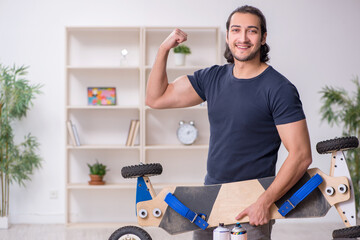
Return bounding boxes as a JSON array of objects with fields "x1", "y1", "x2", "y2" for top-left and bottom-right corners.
[{"x1": 261, "y1": 32, "x2": 267, "y2": 45}]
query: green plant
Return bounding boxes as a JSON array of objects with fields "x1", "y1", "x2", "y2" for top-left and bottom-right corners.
[
  {"x1": 319, "y1": 76, "x2": 360, "y2": 214},
  {"x1": 0, "y1": 64, "x2": 42, "y2": 218},
  {"x1": 87, "y1": 160, "x2": 108, "y2": 176},
  {"x1": 173, "y1": 44, "x2": 191, "y2": 54}
]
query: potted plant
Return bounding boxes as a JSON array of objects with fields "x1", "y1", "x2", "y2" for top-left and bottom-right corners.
[
  {"x1": 0, "y1": 64, "x2": 42, "y2": 228},
  {"x1": 319, "y1": 76, "x2": 360, "y2": 217},
  {"x1": 87, "y1": 160, "x2": 108, "y2": 185},
  {"x1": 173, "y1": 44, "x2": 191, "y2": 66}
]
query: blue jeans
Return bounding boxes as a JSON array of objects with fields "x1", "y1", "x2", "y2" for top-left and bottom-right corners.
[{"x1": 193, "y1": 220, "x2": 275, "y2": 240}]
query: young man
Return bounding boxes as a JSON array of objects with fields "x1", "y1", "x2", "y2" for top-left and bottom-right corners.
[{"x1": 146, "y1": 5, "x2": 312, "y2": 240}]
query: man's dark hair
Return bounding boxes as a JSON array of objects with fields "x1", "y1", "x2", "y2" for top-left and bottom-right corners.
[{"x1": 224, "y1": 5, "x2": 270, "y2": 63}]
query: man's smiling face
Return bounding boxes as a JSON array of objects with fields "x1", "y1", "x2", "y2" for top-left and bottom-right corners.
[{"x1": 226, "y1": 12, "x2": 267, "y2": 63}]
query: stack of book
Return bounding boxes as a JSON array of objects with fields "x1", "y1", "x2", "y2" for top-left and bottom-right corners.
[
  {"x1": 67, "y1": 120, "x2": 81, "y2": 146},
  {"x1": 67, "y1": 119, "x2": 140, "y2": 147},
  {"x1": 126, "y1": 120, "x2": 140, "y2": 146}
]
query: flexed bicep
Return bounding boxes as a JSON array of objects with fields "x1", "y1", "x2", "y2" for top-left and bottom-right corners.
[{"x1": 147, "y1": 75, "x2": 203, "y2": 109}]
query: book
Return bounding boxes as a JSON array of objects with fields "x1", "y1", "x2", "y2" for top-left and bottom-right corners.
[
  {"x1": 130, "y1": 120, "x2": 140, "y2": 146},
  {"x1": 126, "y1": 120, "x2": 137, "y2": 146},
  {"x1": 71, "y1": 123, "x2": 81, "y2": 146},
  {"x1": 66, "y1": 121, "x2": 77, "y2": 146}
]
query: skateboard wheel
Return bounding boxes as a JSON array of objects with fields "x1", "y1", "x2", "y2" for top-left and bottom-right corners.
[
  {"x1": 316, "y1": 136, "x2": 359, "y2": 154},
  {"x1": 325, "y1": 186, "x2": 335, "y2": 196},
  {"x1": 337, "y1": 184, "x2": 348, "y2": 194},
  {"x1": 109, "y1": 226, "x2": 152, "y2": 240},
  {"x1": 333, "y1": 225, "x2": 360, "y2": 238},
  {"x1": 122, "y1": 163, "x2": 163, "y2": 178},
  {"x1": 153, "y1": 208, "x2": 162, "y2": 218},
  {"x1": 139, "y1": 209, "x2": 148, "y2": 218}
]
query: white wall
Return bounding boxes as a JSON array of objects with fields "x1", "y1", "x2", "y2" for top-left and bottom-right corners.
[{"x1": 0, "y1": 0, "x2": 359, "y2": 224}]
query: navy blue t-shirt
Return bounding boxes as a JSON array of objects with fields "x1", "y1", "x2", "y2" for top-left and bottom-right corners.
[{"x1": 188, "y1": 64, "x2": 305, "y2": 185}]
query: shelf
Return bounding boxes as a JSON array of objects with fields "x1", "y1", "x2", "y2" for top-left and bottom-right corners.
[
  {"x1": 67, "y1": 145, "x2": 140, "y2": 150},
  {"x1": 67, "y1": 222, "x2": 138, "y2": 228},
  {"x1": 66, "y1": 26, "x2": 141, "y2": 31},
  {"x1": 152, "y1": 182, "x2": 203, "y2": 188},
  {"x1": 145, "y1": 65, "x2": 209, "y2": 70},
  {"x1": 67, "y1": 28, "x2": 141, "y2": 67},
  {"x1": 67, "y1": 182, "x2": 203, "y2": 190},
  {"x1": 145, "y1": 145, "x2": 208, "y2": 150},
  {"x1": 145, "y1": 105, "x2": 207, "y2": 111},
  {"x1": 67, "y1": 106, "x2": 140, "y2": 110},
  {"x1": 67, "y1": 183, "x2": 135, "y2": 189},
  {"x1": 67, "y1": 66, "x2": 140, "y2": 70},
  {"x1": 145, "y1": 26, "x2": 219, "y2": 30},
  {"x1": 65, "y1": 26, "x2": 219, "y2": 226}
]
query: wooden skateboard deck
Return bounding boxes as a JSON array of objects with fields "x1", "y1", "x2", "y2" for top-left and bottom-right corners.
[{"x1": 136, "y1": 168, "x2": 350, "y2": 235}]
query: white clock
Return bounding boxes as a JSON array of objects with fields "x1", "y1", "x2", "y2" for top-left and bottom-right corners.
[{"x1": 177, "y1": 121, "x2": 198, "y2": 145}]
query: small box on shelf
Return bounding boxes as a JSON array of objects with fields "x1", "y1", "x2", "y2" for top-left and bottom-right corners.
[{"x1": 87, "y1": 87, "x2": 116, "y2": 106}]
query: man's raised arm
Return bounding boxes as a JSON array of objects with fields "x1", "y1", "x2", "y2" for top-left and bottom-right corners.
[{"x1": 146, "y1": 29, "x2": 203, "y2": 109}]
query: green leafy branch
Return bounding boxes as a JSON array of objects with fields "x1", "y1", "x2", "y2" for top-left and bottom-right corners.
[{"x1": 0, "y1": 64, "x2": 43, "y2": 216}]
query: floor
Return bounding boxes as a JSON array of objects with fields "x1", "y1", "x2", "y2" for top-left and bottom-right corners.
[{"x1": 0, "y1": 221, "x2": 357, "y2": 240}]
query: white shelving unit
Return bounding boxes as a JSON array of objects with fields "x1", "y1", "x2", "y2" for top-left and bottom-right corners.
[{"x1": 65, "y1": 26, "x2": 220, "y2": 226}]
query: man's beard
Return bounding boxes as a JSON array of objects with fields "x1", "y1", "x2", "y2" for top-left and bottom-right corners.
[{"x1": 231, "y1": 45, "x2": 261, "y2": 62}]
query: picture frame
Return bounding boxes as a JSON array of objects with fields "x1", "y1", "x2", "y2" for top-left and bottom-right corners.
[{"x1": 87, "y1": 87, "x2": 116, "y2": 106}]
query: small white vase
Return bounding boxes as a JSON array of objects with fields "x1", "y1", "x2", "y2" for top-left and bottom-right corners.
[
  {"x1": 0, "y1": 216, "x2": 9, "y2": 229},
  {"x1": 174, "y1": 53, "x2": 186, "y2": 66}
]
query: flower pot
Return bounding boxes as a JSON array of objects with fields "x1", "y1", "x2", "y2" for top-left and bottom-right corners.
[
  {"x1": 174, "y1": 53, "x2": 186, "y2": 66},
  {"x1": 0, "y1": 216, "x2": 9, "y2": 229},
  {"x1": 88, "y1": 174, "x2": 105, "y2": 185}
]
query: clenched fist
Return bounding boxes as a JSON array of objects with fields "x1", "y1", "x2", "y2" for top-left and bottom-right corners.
[{"x1": 160, "y1": 29, "x2": 188, "y2": 52}]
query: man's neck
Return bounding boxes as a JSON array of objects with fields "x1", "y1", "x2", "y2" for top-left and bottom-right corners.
[{"x1": 233, "y1": 60, "x2": 268, "y2": 79}]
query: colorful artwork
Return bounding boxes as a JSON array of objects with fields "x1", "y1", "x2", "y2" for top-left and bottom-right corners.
[{"x1": 88, "y1": 87, "x2": 116, "y2": 105}]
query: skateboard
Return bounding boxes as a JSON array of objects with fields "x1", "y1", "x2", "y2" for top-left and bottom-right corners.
[
  {"x1": 109, "y1": 136, "x2": 360, "y2": 240},
  {"x1": 137, "y1": 167, "x2": 348, "y2": 234}
]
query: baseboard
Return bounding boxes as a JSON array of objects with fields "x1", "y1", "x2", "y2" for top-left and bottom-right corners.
[{"x1": 10, "y1": 213, "x2": 65, "y2": 224}]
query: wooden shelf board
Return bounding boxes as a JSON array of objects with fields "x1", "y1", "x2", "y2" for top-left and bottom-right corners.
[
  {"x1": 152, "y1": 182, "x2": 203, "y2": 188},
  {"x1": 145, "y1": 65, "x2": 208, "y2": 70},
  {"x1": 145, "y1": 26, "x2": 219, "y2": 31},
  {"x1": 67, "y1": 66, "x2": 140, "y2": 70},
  {"x1": 67, "y1": 183, "x2": 135, "y2": 189},
  {"x1": 67, "y1": 26, "x2": 141, "y2": 31},
  {"x1": 67, "y1": 106, "x2": 140, "y2": 110},
  {"x1": 67, "y1": 145, "x2": 140, "y2": 150},
  {"x1": 67, "y1": 182, "x2": 203, "y2": 190},
  {"x1": 145, "y1": 145, "x2": 208, "y2": 150},
  {"x1": 66, "y1": 222, "x2": 138, "y2": 228},
  {"x1": 145, "y1": 106, "x2": 207, "y2": 111}
]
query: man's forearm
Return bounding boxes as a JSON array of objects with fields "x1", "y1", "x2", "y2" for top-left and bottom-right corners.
[
  {"x1": 262, "y1": 120, "x2": 313, "y2": 206},
  {"x1": 146, "y1": 47, "x2": 170, "y2": 107},
  {"x1": 236, "y1": 120, "x2": 313, "y2": 225},
  {"x1": 258, "y1": 152, "x2": 312, "y2": 208},
  {"x1": 235, "y1": 152, "x2": 312, "y2": 225}
]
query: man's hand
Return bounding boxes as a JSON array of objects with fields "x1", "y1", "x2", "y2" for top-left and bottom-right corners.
[
  {"x1": 160, "y1": 29, "x2": 187, "y2": 52},
  {"x1": 235, "y1": 195, "x2": 272, "y2": 226}
]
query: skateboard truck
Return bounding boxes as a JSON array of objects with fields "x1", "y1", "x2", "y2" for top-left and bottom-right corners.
[
  {"x1": 164, "y1": 192, "x2": 209, "y2": 230},
  {"x1": 330, "y1": 150, "x2": 357, "y2": 227}
]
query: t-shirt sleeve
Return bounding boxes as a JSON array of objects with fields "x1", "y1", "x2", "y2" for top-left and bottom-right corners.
[
  {"x1": 187, "y1": 68, "x2": 209, "y2": 101},
  {"x1": 271, "y1": 83, "x2": 306, "y2": 125}
]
